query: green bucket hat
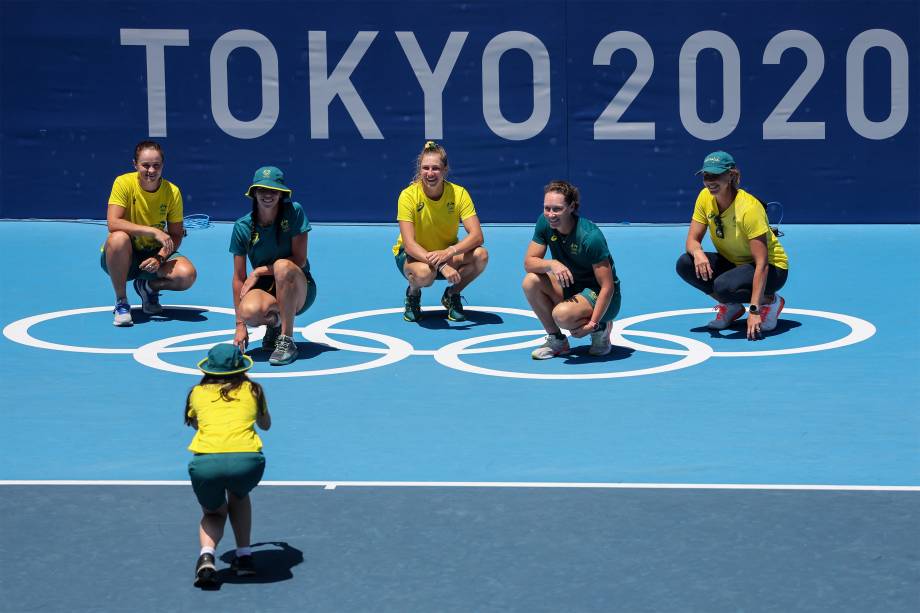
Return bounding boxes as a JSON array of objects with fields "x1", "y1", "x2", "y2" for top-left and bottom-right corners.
[
  {"x1": 245, "y1": 166, "x2": 293, "y2": 198},
  {"x1": 197, "y1": 343, "x2": 254, "y2": 375},
  {"x1": 695, "y1": 151, "x2": 736, "y2": 175}
]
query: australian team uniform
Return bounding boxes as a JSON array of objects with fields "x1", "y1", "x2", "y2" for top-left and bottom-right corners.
[
  {"x1": 532, "y1": 214, "x2": 622, "y2": 323},
  {"x1": 100, "y1": 172, "x2": 184, "y2": 279},
  {"x1": 186, "y1": 382, "x2": 266, "y2": 511},
  {"x1": 392, "y1": 181, "x2": 477, "y2": 277},
  {"x1": 229, "y1": 201, "x2": 316, "y2": 315}
]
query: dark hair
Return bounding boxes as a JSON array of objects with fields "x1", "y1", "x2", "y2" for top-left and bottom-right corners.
[
  {"x1": 249, "y1": 191, "x2": 289, "y2": 248},
  {"x1": 544, "y1": 180, "x2": 580, "y2": 212},
  {"x1": 133, "y1": 140, "x2": 164, "y2": 163},
  {"x1": 183, "y1": 372, "x2": 267, "y2": 425},
  {"x1": 412, "y1": 140, "x2": 449, "y2": 183}
]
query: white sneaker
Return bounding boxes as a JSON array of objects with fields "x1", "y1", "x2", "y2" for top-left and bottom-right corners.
[
  {"x1": 708, "y1": 303, "x2": 744, "y2": 330},
  {"x1": 588, "y1": 321, "x2": 613, "y2": 356},
  {"x1": 531, "y1": 334, "x2": 570, "y2": 360},
  {"x1": 758, "y1": 295, "x2": 785, "y2": 332},
  {"x1": 112, "y1": 300, "x2": 133, "y2": 326}
]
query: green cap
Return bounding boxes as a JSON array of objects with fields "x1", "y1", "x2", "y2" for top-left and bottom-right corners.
[
  {"x1": 695, "y1": 151, "x2": 736, "y2": 175},
  {"x1": 197, "y1": 343, "x2": 253, "y2": 375},
  {"x1": 246, "y1": 166, "x2": 293, "y2": 198}
]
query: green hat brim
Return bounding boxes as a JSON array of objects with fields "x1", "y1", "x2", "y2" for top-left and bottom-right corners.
[
  {"x1": 245, "y1": 184, "x2": 293, "y2": 198},
  {"x1": 197, "y1": 354, "x2": 254, "y2": 375}
]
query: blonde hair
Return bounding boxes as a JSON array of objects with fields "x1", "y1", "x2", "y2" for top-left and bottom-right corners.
[{"x1": 412, "y1": 140, "x2": 449, "y2": 183}]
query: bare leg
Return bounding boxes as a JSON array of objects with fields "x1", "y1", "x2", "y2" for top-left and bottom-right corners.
[
  {"x1": 104, "y1": 232, "x2": 133, "y2": 300},
  {"x1": 522, "y1": 272, "x2": 565, "y2": 334},
  {"x1": 404, "y1": 259, "x2": 437, "y2": 293},
  {"x1": 151, "y1": 257, "x2": 197, "y2": 292},
  {"x1": 448, "y1": 246, "x2": 489, "y2": 294},
  {"x1": 271, "y1": 260, "x2": 307, "y2": 337},
  {"x1": 198, "y1": 504, "x2": 229, "y2": 549},
  {"x1": 227, "y1": 493, "x2": 252, "y2": 549}
]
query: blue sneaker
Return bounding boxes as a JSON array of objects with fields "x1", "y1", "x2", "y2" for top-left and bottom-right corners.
[
  {"x1": 133, "y1": 278, "x2": 162, "y2": 315},
  {"x1": 112, "y1": 299, "x2": 133, "y2": 327}
]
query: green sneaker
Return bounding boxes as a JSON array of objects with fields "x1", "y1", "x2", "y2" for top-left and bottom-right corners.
[
  {"x1": 269, "y1": 334, "x2": 298, "y2": 366},
  {"x1": 404, "y1": 287, "x2": 422, "y2": 322},
  {"x1": 262, "y1": 317, "x2": 282, "y2": 351},
  {"x1": 441, "y1": 288, "x2": 466, "y2": 322}
]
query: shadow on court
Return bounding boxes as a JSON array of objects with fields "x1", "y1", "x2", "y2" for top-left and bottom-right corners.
[
  {"x1": 250, "y1": 342, "x2": 339, "y2": 362},
  {"x1": 417, "y1": 310, "x2": 504, "y2": 330},
  {"x1": 216, "y1": 542, "x2": 304, "y2": 585},
  {"x1": 130, "y1": 306, "x2": 209, "y2": 324},
  {"x1": 563, "y1": 344, "x2": 635, "y2": 364},
  {"x1": 691, "y1": 318, "x2": 802, "y2": 340}
]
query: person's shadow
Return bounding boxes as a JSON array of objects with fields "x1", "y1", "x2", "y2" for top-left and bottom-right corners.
[
  {"x1": 215, "y1": 541, "x2": 304, "y2": 585},
  {"x1": 563, "y1": 344, "x2": 635, "y2": 364},
  {"x1": 131, "y1": 306, "x2": 209, "y2": 324},
  {"x1": 691, "y1": 318, "x2": 802, "y2": 340},
  {"x1": 250, "y1": 341, "x2": 339, "y2": 363},
  {"x1": 418, "y1": 310, "x2": 504, "y2": 331}
]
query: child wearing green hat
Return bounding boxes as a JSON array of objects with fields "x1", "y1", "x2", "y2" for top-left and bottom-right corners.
[
  {"x1": 676, "y1": 151, "x2": 789, "y2": 340},
  {"x1": 185, "y1": 343, "x2": 271, "y2": 587},
  {"x1": 230, "y1": 166, "x2": 317, "y2": 365}
]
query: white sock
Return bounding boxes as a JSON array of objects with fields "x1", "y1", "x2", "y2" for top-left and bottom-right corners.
[
  {"x1": 200, "y1": 546, "x2": 216, "y2": 557},
  {"x1": 236, "y1": 546, "x2": 252, "y2": 557}
]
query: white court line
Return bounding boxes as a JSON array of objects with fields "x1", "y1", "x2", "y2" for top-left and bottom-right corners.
[{"x1": 0, "y1": 480, "x2": 917, "y2": 491}]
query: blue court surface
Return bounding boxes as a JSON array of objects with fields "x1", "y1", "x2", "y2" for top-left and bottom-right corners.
[{"x1": 1, "y1": 220, "x2": 918, "y2": 612}]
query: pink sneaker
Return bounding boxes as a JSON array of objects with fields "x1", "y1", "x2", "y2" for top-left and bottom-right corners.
[
  {"x1": 708, "y1": 303, "x2": 744, "y2": 330},
  {"x1": 758, "y1": 295, "x2": 785, "y2": 332}
]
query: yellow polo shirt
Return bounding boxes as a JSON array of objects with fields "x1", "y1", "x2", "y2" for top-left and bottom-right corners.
[
  {"x1": 186, "y1": 382, "x2": 263, "y2": 454},
  {"x1": 108, "y1": 172, "x2": 183, "y2": 250},
  {"x1": 392, "y1": 181, "x2": 477, "y2": 255}
]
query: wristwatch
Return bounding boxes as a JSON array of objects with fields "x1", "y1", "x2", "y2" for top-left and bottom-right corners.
[{"x1": 749, "y1": 304, "x2": 759, "y2": 314}]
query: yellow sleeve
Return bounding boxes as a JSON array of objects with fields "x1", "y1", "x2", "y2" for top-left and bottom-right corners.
[
  {"x1": 458, "y1": 187, "x2": 477, "y2": 220},
  {"x1": 396, "y1": 187, "x2": 417, "y2": 223},
  {"x1": 166, "y1": 182, "x2": 184, "y2": 223},
  {"x1": 738, "y1": 200, "x2": 770, "y2": 240},
  {"x1": 690, "y1": 189, "x2": 709, "y2": 225},
  {"x1": 108, "y1": 175, "x2": 130, "y2": 208},
  {"x1": 186, "y1": 387, "x2": 199, "y2": 419}
]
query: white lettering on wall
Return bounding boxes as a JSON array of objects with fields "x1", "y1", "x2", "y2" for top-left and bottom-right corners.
[{"x1": 119, "y1": 29, "x2": 190, "y2": 137}]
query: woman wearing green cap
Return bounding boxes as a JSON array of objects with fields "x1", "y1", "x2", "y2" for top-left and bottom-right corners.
[
  {"x1": 229, "y1": 166, "x2": 317, "y2": 365},
  {"x1": 185, "y1": 343, "x2": 271, "y2": 587},
  {"x1": 676, "y1": 151, "x2": 789, "y2": 340}
]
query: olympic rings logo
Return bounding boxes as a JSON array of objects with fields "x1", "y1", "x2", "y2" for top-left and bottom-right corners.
[{"x1": 2, "y1": 305, "x2": 876, "y2": 380}]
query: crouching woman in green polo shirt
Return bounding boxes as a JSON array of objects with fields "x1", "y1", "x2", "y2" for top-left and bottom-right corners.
[
  {"x1": 230, "y1": 166, "x2": 317, "y2": 366},
  {"x1": 523, "y1": 180, "x2": 622, "y2": 359},
  {"x1": 186, "y1": 344, "x2": 271, "y2": 587}
]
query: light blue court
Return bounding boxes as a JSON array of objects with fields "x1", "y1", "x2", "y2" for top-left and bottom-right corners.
[
  {"x1": 2, "y1": 221, "x2": 917, "y2": 486},
  {"x1": 1, "y1": 221, "x2": 918, "y2": 612}
]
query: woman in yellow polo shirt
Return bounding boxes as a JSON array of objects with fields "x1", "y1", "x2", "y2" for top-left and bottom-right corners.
[
  {"x1": 676, "y1": 151, "x2": 789, "y2": 340},
  {"x1": 392, "y1": 141, "x2": 489, "y2": 323},
  {"x1": 185, "y1": 344, "x2": 271, "y2": 587}
]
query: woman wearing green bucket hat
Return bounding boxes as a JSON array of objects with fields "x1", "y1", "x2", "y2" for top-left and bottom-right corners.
[
  {"x1": 229, "y1": 166, "x2": 317, "y2": 366},
  {"x1": 676, "y1": 151, "x2": 789, "y2": 340},
  {"x1": 185, "y1": 343, "x2": 271, "y2": 587}
]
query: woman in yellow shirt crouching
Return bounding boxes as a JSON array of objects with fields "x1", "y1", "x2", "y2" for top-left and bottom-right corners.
[{"x1": 185, "y1": 343, "x2": 271, "y2": 587}]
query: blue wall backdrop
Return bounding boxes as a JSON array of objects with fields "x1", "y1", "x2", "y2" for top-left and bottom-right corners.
[{"x1": 1, "y1": 0, "x2": 917, "y2": 222}]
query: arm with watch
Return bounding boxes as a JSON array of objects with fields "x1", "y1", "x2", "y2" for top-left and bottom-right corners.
[
  {"x1": 572, "y1": 260, "x2": 616, "y2": 339},
  {"x1": 746, "y1": 234, "x2": 770, "y2": 340}
]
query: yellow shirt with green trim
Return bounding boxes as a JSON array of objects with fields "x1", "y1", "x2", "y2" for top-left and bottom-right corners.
[
  {"x1": 691, "y1": 188, "x2": 788, "y2": 270},
  {"x1": 392, "y1": 181, "x2": 477, "y2": 255},
  {"x1": 107, "y1": 172, "x2": 184, "y2": 251},
  {"x1": 186, "y1": 382, "x2": 263, "y2": 454}
]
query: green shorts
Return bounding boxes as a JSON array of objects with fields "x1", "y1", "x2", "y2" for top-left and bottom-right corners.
[
  {"x1": 188, "y1": 452, "x2": 266, "y2": 511},
  {"x1": 252, "y1": 270, "x2": 317, "y2": 316},
  {"x1": 100, "y1": 247, "x2": 183, "y2": 281},
  {"x1": 566, "y1": 283, "x2": 621, "y2": 323},
  {"x1": 394, "y1": 247, "x2": 446, "y2": 281}
]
